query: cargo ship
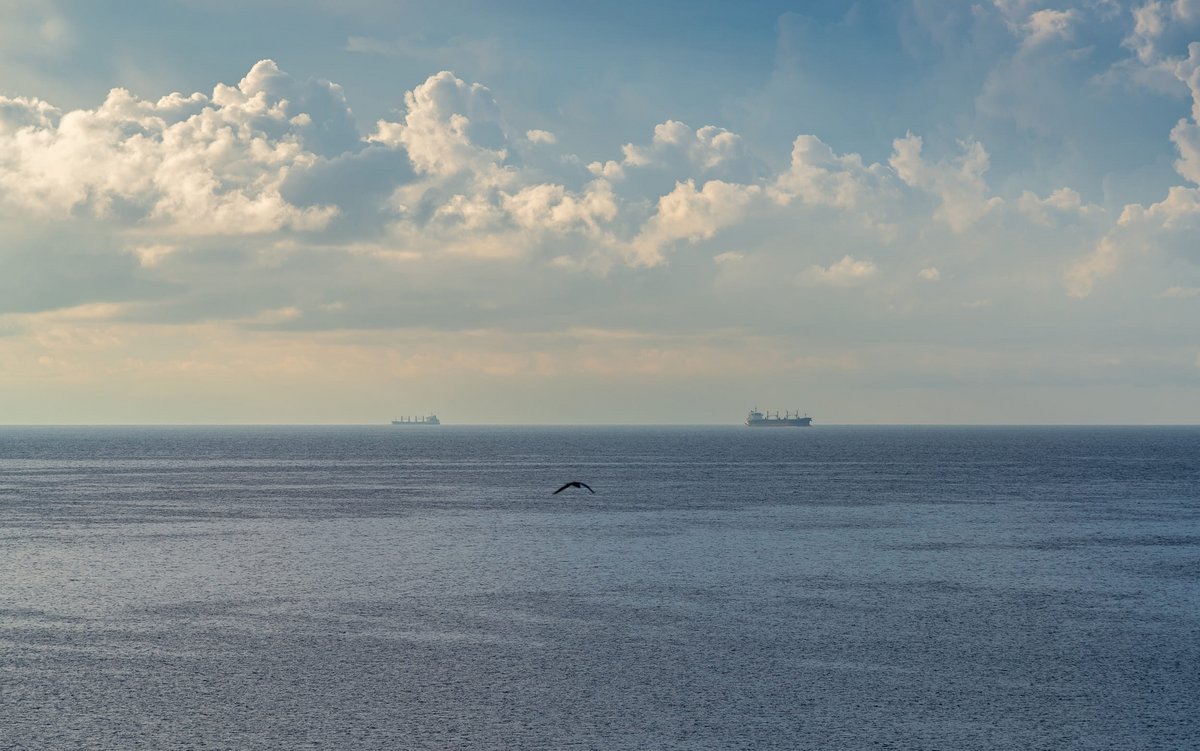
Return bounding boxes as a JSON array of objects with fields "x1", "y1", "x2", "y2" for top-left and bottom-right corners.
[
  {"x1": 745, "y1": 407, "x2": 812, "y2": 427},
  {"x1": 391, "y1": 414, "x2": 440, "y2": 425}
]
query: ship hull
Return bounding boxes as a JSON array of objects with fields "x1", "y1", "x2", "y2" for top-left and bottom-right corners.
[
  {"x1": 746, "y1": 418, "x2": 812, "y2": 427},
  {"x1": 745, "y1": 408, "x2": 812, "y2": 427}
]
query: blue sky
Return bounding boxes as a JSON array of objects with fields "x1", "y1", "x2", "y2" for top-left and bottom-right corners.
[{"x1": 2, "y1": 0, "x2": 1199, "y2": 423}]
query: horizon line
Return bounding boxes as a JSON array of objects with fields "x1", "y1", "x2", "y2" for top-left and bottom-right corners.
[{"x1": 3, "y1": 422, "x2": 1199, "y2": 428}]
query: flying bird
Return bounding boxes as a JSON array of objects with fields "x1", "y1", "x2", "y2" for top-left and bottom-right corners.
[{"x1": 552, "y1": 481, "x2": 594, "y2": 495}]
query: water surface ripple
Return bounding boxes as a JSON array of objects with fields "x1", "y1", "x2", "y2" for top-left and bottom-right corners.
[{"x1": 2, "y1": 426, "x2": 1198, "y2": 749}]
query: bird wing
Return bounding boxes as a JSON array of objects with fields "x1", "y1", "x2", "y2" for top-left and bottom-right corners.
[
  {"x1": 581, "y1": 483, "x2": 594, "y2": 493},
  {"x1": 552, "y1": 483, "x2": 571, "y2": 494}
]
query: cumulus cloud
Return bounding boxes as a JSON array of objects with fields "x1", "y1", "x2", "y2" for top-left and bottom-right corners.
[
  {"x1": 221, "y1": 59, "x2": 360, "y2": 156},
  {"x1": 1131, "y1": 2, "x2": 1166, "y2": 62},
  {"x1": 1120, "y1": 184, "x2": 1200, "y2": 225},
  {"x1": 1170, "y1": 43, "x2": 1200, "y2": 182},
  {"x1": 2, "y1": 48, "x2": 1195, "y2": 340},
  {"x1": 1016, "y1": 187, "x2": 1100, "y2": 226},
  {"x1": 629, "y1": 179, "x2": 762, "y2": 267},
  {"x1": 772, "y1": 135, "x2": 892, "y2": 210},
  {"x1": 364, "y1": 70, "x2": 616, "y2": 259},
  {"x1": 801, "y1": 255, "x2": 879, "y2": 287},
  {"x1": 130, "y1": 244, "x2": 176, "y2": 268},
  {"x1": 889, "y1": 133, "x2": 1002, "y2": 231},
  {"x1": 587, "y1": 160, "x2": 625, "y2": 180},
  {"x1": 979, "y1": 1, "x2": 1156, "y2": 137},
  {"x1": 502, "y1": 179, "x2": 617, "y2": 234},
  {"x1": 621, "y1": 120, "x2": 747, "y2": 174},
  {"x1": 1023, "y1": 9, "x2": 1078, "y2": 48},
  {"x1": 6, "y1": 5, "x2": 1200, "y2": 424},
  {"x1": 370, "y1": 70, "x2": 509, "y2": 177},
  {"x1": 1065, "y1": 235, "x2": 1124, "y2": 298},
  {"x1": 1065, "y1": 16, "x2": 1200, "y2": 299},
  {"x1": 0, "y1": 95, "x2": 59, "y2": 132},
  {"x1": 1122, "y1": 0, "x2": 1200, "y2": 64},
  {"x1": 368, "y1": 91, "x2": 680, "y2": 261},
  {"x1": 0, "y1": 59, "x2": 1128, "y2": 294},
  {"x1": 0, "y1": 60, "x2": 342, "y2": 234},
  {"x1": 525, "y1": 129, "x2": 556, "y2": 144},
  {"x1": 1066, "y1": 186, "x2": 1200, "y2": 297},
  {"x1": 360, "y1": 71, "x2": 627, "y2": 261}
]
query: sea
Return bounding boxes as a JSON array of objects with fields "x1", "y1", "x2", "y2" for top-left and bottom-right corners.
[{"x1": 1, "y1": 425, "x2": 1198, "y2": 750}]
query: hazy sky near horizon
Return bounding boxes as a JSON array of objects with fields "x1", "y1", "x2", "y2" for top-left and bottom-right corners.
[{"x1": 2, "y1": 0, "x2": 1200, "y2": 424}]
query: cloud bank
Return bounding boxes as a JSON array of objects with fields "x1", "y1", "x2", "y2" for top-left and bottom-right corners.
[
  {"x1": 1, "y1": 33, "x2": 1195, "y2": 314},
  {"x1": 2, "y1": 0, "x2": 1200, "y2": 423}
]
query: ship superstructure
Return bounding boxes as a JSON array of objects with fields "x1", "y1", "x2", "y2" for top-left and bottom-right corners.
[
  {"x1": 745, "y1": 407, "x2": 812, "y2": 427},
  {"x1": 391, "y1": 414, "x2": 441, "y2": 425}
]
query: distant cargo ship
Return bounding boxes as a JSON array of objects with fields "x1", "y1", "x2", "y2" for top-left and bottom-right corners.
[
  {"x1": 391, "y1": 414, "x2": 440, "y2": 425},
  {"x1": 746, "y1": 407, "x2": 812, "y2": 427}
]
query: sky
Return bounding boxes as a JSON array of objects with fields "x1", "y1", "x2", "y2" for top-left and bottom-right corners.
[{"x1": 2, "y1": 0, "x2": 1199, "y2": 424}]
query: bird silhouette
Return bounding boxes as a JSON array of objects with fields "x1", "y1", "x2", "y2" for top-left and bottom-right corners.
[{"x1": 552, "y1": 481, "x2": 594, "y2": 495}]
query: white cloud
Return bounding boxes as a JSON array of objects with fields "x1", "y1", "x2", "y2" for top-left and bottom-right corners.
[
  {"x1": 428, "y1": 192, "x2": 506, "y2": 232},
  {"x1": 1180, "y1": 43, "x2": 1200, "y2": 120},
  {"x1": 1170, "y1": 123, "x2": 1200, "y2": 182},
  {"x1": 1171, "y1": 43, "x2": 1200, "y2": 182},
  {"x1": 772, "y1": 134, "x2": 891, "y2": 209},
  {"x1": 3, "y1": 60, "x2": 1125, "y2": 293},
  {"x1": 0, "y1": 60, "x2": 341, "y2": 234},
  {"x1": 1096, "y1": 0, "x2": 1200, "y2": 94},
  {"x1": 502, "y1": 179, "x2": 617, "y2": 234},
  {"x1": 0, "y1": 95, "x2": 60, "y2": 132},
  {"x1": 1023, "y1": 9, "x2": 1078, "y2": 48},
  {"x1": 1122, "y1": 1, "x2": 1200, "y2": 72},
  {"x1": 526, "y1": 128, "x2": 556, "y2": 144},
  {"x1": 221, "y1": 59, "x2": 360, "y2": 156},
  {"x1": 0, "y1": 51, "x2": 1192, "y2": 334},
  {"x1": 890, "y1": 133, "x2": 1002, "y2": 231},
  {"x1": 129, "y1": 244, "x2": 176, "y2": 268},
  {"x1": 1016, "y1": 187, "x2": 1100, "y2": 225},
  {"x1": 5, "y1": 6, "x2": 1200, "y2": 424},
  {"x1": 367, "y1": 70, "x2": 621, "y2": 264},
  {"x1": 1065, "y1": 235, "x2": 1122, "y2": 297},
  {"x1": 1067, "y1": 27, "x2": 1200, "y2": 298},
  {"x1": 370, "y1": 70, "x2": 509, "y2": 177},
  {"x1": 801, "y1": 255, "x2": 879, "y2": 287},
  {"x1": 621, "y1": 120, "x2": 746, "y2": 172},
  {"x1": 1141, "y1": 1, "x2": 1200, "y2": 55},
  {"x1": 1066, "y1": 186, "x2": 1200, "y2": 297},
  {"x1": 1126, "y1": 1, "x2": 1169, "y2": 63},
  {"x1": 628, "y1": 179, "x2": 762, "y2": 267},
  {"x1": 993, "y1": 2, "x2": 1090, "y2": 51},
  {"x1": 1120, "y1": 184, "x2": 1200, "y2": 225},
  {"x1": 587, "y1": 160, "x2": 624, "y2": 180},
  {"x1": 367, "y1": 71, "x2": 622, "y2": 260}
]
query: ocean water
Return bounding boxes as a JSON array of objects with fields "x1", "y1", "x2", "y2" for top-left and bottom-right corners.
[{"x1": 1, "y1": 425, "x2": 1198, "y2": 750}]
